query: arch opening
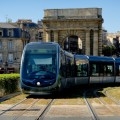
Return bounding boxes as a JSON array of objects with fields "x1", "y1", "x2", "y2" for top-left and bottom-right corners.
[{"x1": 64, "y1": 35, "x2": 82, "y2": 54}]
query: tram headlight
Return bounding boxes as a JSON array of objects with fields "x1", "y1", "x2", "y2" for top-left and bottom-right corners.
[{"x1": 37, "y1": 82, "x2": 41, "y2": 86}]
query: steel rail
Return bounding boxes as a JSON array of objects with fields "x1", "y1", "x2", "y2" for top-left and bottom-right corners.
[
  {"x1": 83, "y1": 90, "x2": 100, "y2": 120},
  {"x1": 36, "y1": 99, "x2": 54, "y2": 120},
  {"x1": 13, "y1": 98, "x2": 40, "y2": 120},
  {"x1": 0, "y1": 95, "x2": 29, "y2": 116}
]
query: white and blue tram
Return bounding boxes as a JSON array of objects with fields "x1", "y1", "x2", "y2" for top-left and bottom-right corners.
[{"x1": 20, "y1": 42, "x2": 120, "y2": 94}]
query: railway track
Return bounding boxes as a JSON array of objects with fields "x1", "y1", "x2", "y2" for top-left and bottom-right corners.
[
  {"x1": 36, "y1": 99, "x2": 54, "y2": 120},
  {"x1": 83, "y1": 88, "x2": 120, "y2": 120},
  {"x1": 0, "y1": 95, "x2": 54, "y2": 120},
  {"x1": 83, "y1": 90, "x2": 100, "y2": 120},
  {"x1": 0, "y1": 86, "x2": 120, "y2": 120}
]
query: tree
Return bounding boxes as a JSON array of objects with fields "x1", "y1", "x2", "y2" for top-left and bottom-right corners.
[{"x1": 102, "y1": 45, "x2": 116, "y2": 56}]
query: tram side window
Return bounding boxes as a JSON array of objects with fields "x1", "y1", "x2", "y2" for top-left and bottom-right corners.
[
  {"x1": 90, "y1": 63, "x2": 99, "y2": 76},
  {"x1": 100, "y1": 64, "x2": 113, "y2": 76},
  {"x1": 118, "y1": 65, "x2": 120, "y2": 76},
  {"x1": 76, "y1": 63, "x2": 87, "y2": 77},
  {"x1": 70, "y1": 59, "x2": 74, "y2": 77},
  {"x1": 102, "y1": 64, "x2": 113, "y2": 76},
  {"x1": 90, "y1": 62, "x2": 113, "y2": 77},
  {"x1": 66, "y1": 57, "x2": 72, "y2": 77},
  {"x1": 99, "y1": 65, "x2": 104, "y2": 76},
  {"x1": 60, "y1": 52, "x2": 66, "y2": 77},
  {"x1": 106, "y1": 65, "x2": 113, "y2": 76}
]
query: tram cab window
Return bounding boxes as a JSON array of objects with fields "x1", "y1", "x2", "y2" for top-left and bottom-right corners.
[{"x1": 23, "y1": 53, "x2": 57, "y2": 79}]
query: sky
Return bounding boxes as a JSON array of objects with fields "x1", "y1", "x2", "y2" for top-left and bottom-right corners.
[{"x1": 0, "y1": 0, "x2": 120, "y2": 33}]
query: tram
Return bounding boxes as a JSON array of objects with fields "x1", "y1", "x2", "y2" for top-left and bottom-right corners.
[
  {"x1": 20, "y1": 42, "x2": 74, "y2": 94},
  {"x1": 20, "y1": 42, "x2": 120, "y2": 94}
]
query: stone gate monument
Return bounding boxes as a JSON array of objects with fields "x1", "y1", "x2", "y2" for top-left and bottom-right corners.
[{"x1": 42, "y1": 8, "x2": 103, "y2": 56}]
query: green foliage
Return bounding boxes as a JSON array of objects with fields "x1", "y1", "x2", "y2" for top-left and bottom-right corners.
[
  {"x1": 102, "y1": 45, "x2": 116, "y2": 56},
  {"x1": 0, "y1": 74, "x2": 20, "y2": 96}
]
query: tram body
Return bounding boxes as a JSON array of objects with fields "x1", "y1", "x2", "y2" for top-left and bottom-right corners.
[
  {"x1": 20, "y1": 42, "x2": 74, "y2": 94},
  {"x1": 74, "y1": 55, "x2": 120, "y2": 84},
  {"x1": 20, "y1": 42, "x2": 120, "y2": 94},
  {"x1": 89, "y1": 56, "x2": 115, "y2": 84}
]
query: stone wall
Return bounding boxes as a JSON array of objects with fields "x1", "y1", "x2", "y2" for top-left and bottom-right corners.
[{"x1": 44, "y1": 8, "x2": 102, "y2": 19}]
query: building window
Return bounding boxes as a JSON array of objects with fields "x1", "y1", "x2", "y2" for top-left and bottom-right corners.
[
  {"x1": 8, "y1": 29, "x2": 13, "y2": 37},
  {"x1": 8, "y1": 53, "x2": 13, "y2": 63},
  {"x1": 0, "y1": 30, "x2": 3, "y2": 37},
  {"x1": 8, "y1": 40, "x2": 14, "y2": 50},
  {"x1": 38, "y1": 32, "x2": 43, "y2": 41}
]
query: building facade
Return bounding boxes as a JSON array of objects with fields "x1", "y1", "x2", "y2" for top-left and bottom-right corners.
[
  {"x1": 0, "y1": 22, "x2": 31, "y2": 73},
  {"x1": 42, "y1": 8, "x2": 103, "y2": 55},
  {"x1": 0, "y1": 20, "x2": 42, "y2": 73},
  {"x1": 0, "y1": 23, "x2": 22, "y2": 72}
]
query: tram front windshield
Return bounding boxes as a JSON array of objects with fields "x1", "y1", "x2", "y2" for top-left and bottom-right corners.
[{"x1": 22, "y1": 45, "x2": 57, "y2": 80}]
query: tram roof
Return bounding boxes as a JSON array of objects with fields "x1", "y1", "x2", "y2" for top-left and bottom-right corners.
[
  {"x1": 115, "y1": 57, "x2": 120, "y2": 63},
  {"x1": 89, "y1": 56, "x2": 115, "y2": 62},
  {"x1": 27, "y1": 42, "x2": 59, "y2": 45},
  {"x1": 74, "y1": 55, "x2": 89, "y2": 60}
]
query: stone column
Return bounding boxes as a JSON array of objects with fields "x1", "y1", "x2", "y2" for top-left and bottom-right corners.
[
  {"x1": 53, "y1": 30, "x2": 58, "y2": 43},
  {"x1": 98, "y1": 27, "x2": 102, "y2": 56},
  {"x1": 85, "y1": 30, "x2": 90, "y2": 55},
  {"x1": 42, "y1": 31, "x2": 46, "y2": 42},
  {"x1": 93, "y1": 30, "x2": 98, "y2": 56},
  {"x1": 45, "y1": 30, "x2": 50, "y2": 42}
]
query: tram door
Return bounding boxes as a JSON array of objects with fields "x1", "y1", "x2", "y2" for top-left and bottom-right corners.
[
  {"x1": 115, "y1": 58, "x2": 120, "y2": 83},
  {"x1": 100, "y1": 64, "x2": 114, "y2": 83},
  {"x1": 75, "y1": 59, "x2": 89, "y2": 85},
  {"x1": 115, "y1": 62, "x2": 120, "y2": 82},
  {"x1": 89, "y1": 63, "x2": 101, "y2": 83}
]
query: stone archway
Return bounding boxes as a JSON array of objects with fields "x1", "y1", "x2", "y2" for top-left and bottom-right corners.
[
  {"x1": 56, "y1": 30, "x2": 85, "y2": 54},
  {"x1": 42, "y1": 8, "x2": 103, "y2": 56}
]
